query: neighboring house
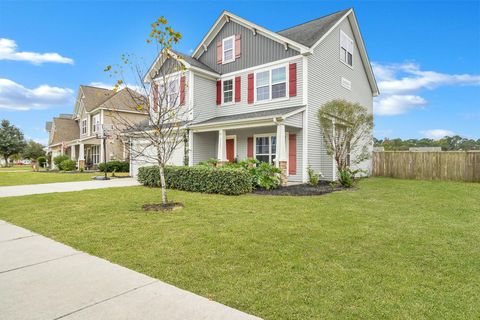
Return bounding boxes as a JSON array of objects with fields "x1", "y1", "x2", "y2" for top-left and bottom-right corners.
[
  {"x1": 130, "y1": 8, "x2": 379, "y2": 182},
  {"x1": 46, "y1": 85, "x2": 147, "y2": 169}
]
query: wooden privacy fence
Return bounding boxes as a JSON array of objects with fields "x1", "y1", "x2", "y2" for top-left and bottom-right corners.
[{"x1": 372, "y1": 151, "x2": 480, "y2": 182}]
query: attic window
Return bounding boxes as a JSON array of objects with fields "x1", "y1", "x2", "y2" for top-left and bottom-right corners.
[
  {"x1": 340, "y1": 30, "x2": 353, "y2": 67},
  {"x1": 222, "y1": 36, "x2": 235, "y2": 64}
]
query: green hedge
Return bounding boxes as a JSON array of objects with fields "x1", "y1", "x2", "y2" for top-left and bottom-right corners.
[
  {"x1": 59, "y1": 159, "x2": 76, "y2": 171},
  {"x1": 99, "y1": 160, "x2": 129, "y2": 173},
  {"x1": 137, "y1": 166, "x2": 252, "y2": 195},
  {"x1": 53, "y1": 155, "x2": 69, "y2": 168}
]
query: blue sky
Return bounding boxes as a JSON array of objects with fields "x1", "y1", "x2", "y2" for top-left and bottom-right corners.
[{"x1": 0, "y1": 0, "x2": 479, "y2": 144}]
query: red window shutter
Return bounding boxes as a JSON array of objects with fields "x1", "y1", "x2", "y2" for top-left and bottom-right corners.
[
  {"x1": 247, "y1": 73, "x2": 254, "y2": 104},
  {"x1": 289, "y1": 63, "x2": 297, "y2": 97},
  {"x1": 247, "y1": 137, "x2": 254, "y2": 158},
  {"x1": 288, "y1": 134, "x2": 297, "y2": 175},
  {"x1": 216, "y1": 41, "x2": 222, "y2": 64},
  {"x1": 235, "y1": 76, "x2": 241, "y2": 102},
  {"x1": 179, "y1": 76, "x2": 186, "y2": 106},
  {"x1": 235, "y1": 34, "x2": 241, "y2": 59},
  {"x1": 216, "y1": 80, "x2": 221, "y2": 105},
  {"x1": 152, "y1": 83, "x2": 158, "y2": 112}
]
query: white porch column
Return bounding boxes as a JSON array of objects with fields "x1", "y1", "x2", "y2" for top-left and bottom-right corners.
[
  {"x1": 276, "y1": 122, "x2": 288, "y2": 186},
  {"x1": 276, "y1": 122, "x2": 287, "y2": 165},
  {"x1": 78, "y1": 143, "x2": 85, "y2": 169},
  {"x1": 188, "y1": 130, "x2": 194, "y2": 166},
  {"x1": 71, "y1": 144, "x2": 76, "y2": 160},
  {"x1": 217, "y1": 129, "x2": 227, "y2": 162}
]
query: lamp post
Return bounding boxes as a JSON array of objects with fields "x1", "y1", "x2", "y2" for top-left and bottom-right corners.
[{"x1": 96, "y1": 124, "x2": 110, "y2": 180}]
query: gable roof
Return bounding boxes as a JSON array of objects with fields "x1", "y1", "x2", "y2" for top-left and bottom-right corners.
[
  {"x1": 170, "y1": 50, "x2": 217, "y2": 74},
  {"x1": 79, "y1": 85, "x2": 115, "y2": 112},
  {"x1": 50, "y1": 117, "x2": 79, "y2": 145},
  {"x1": 278, "y1": 8, "x2": 350, "y2": 47},
  {"x1": 192, "y1": 10, "x2": 310, "y2": 59},
  {"x1": 45, "y1": 121, "x2": 52, "y2": 132},
  {"x1": 98, "y1": 88, "x2": 147, "y2": 113}
]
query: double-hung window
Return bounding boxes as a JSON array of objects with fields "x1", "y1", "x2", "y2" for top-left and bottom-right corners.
[
  {"x1": 255, "y1": 66, "x2": 287, "y2": 102},
  {"x1": 340, "y1": 30, "x2": 353, "y2": 67},
  {"x1": 255, "y1": 135, "x2": 276, "y2": 164},
  {"x1": 159, "y1": 78, "x2": 179, "y2": 108},
  {"x1": 222, "y1": 36, "x2": 235, "y2": 63},
  {"x1": 222, "y1": 79, "x2": 233, "y2": 104},
  {"x1": 91, "y1": 114, "x2": 100, "y2": 133},
  {"x1": 81, "y1": 119, "x2": 87, "y2": 135}
]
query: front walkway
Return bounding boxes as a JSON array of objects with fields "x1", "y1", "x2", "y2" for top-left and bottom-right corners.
[
  {"x1": 0, "y1": 221, "x2": 261, "y2": 320},
  {"x1": 0, "y1": 178, "x2": 140, "y2": 198}
]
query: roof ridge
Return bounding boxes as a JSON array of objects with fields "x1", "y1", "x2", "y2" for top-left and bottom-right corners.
[{"x1": 276, "y1": 8, "x2": 351, "y2": 33}]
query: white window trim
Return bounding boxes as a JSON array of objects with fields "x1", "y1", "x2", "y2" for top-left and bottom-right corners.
[
  {"x1": 81, "y1": 119, "x2": 87, "y2": 135},
  {"x1": 91, "y1": 114, "x2": 100, "y2": 133},
  {"x1": 226, "y1": 135, "x2": 237, "y2": 160},
  {"x1": 91, "y1": 145, "x2": 100, "y2": 164},
  {"x1": 253, "y1": 132, "x2": 290, "y2": 172},
  {"x1": 340, "y1": 30, "x2": 354, "y2": 69},
  {"x1": 221, "y1": 77, "x2": 235, "y2": 106},
  {"x1": 222, "y1": 35, "x2": 235, "y2": 64},
  {"x1": 253, "y1": 64, "x2": 289, "y2": 105},
  {"x1": 157, "y1": 76, "x2": 180, "y2": 108}
]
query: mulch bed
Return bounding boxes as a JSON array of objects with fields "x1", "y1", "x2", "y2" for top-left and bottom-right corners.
[
  {"x1": 253, "y1": 182, "x2": 348, "y2": 196},
  {"x1": 142, "y1": 202, "x2": 184, "y2": 212}
]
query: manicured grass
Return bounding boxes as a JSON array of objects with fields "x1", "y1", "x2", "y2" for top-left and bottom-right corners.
[
  {"x1": 0, "y1": 178, "x2": 479, "y2": 319},
  {"x1": 0, "y1": 171, "x2": 129, "y2": 186},
  {"x1": 0, "y1": 165, "x2": 34, "y2": 171}
]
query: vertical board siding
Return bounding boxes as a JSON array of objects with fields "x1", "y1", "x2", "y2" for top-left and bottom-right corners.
[
  {"x1": 307, "y1": 18, "x2": 373, "y2": 180},
  {"x1": 198, "y1": 21, "x2": 299, "y2": 74},
  {"x1": 372, "y1": 151, "x2": 480, "y2": 182}
]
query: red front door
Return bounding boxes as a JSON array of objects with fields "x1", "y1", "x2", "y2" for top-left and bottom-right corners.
[{"x1": 226, "y1": 139, "x2": 235, "y2": 162}]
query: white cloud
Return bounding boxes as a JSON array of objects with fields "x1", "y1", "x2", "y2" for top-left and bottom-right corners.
[
  {"x1": 420, "y1": 129, "x2": 455, "y2": 140},
  {"x1": 0, "y1": 38, "x2": 74, "y2": 65},
  {"x1": 374, "y1": 94, "x2": 427, "y2": 116},
  {"x1": 372, "y1": 62, "x2": 480, "y2": 116},
  {"x1": 0, "y1": 78, "x2": 74, "y2": 111}
]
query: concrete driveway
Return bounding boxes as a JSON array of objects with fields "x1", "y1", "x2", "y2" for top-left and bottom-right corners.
[
  {"x1": 0, "y1": 221, "x2": 261, "y2": 320},
  {"x1": 0, "y1": 178, "x2": 140, "y2": 198}
]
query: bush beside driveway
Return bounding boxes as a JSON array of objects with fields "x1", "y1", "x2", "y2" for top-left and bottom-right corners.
[{"x1": 0, "y1": 178, "x2": 479, "y2": 319}]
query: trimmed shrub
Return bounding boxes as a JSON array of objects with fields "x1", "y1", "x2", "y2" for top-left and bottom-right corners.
[
  {"x1": 37, "y1": 156, "x2": 47, "y2": 168},
  {"x1": 138, "y1": 165, "x2": 252, "y2": 195},
  {"x1": 59, "y1": 159, "x2": 76, "y2": 171},
  {"x1": 99, "y1": 160, "x2": 129, "y2": 173},
  {"x1": 53, "y1": 155, "x2": 69, "y2": 168}
]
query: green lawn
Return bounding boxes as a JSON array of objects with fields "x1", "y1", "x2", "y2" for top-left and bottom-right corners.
[
  {"x1": 0, "y1": 164, "x2": 34, "y2": 171},
  {"x1": 0, "y1": 178, "x2": 478, "y2": 319},
  {"x1": 0, "y1": 171, "x2": 129, "y2": 186}
]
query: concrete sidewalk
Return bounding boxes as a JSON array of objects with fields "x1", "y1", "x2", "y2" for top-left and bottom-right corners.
[
  {"x1": 0, "y1": 221, "x2": 261, "y2": 320},
  {"x1": 0, "y1": 178, "x2": 140, "y2": 198}
]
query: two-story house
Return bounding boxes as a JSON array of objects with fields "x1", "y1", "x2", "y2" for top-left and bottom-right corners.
[
  {"x1": 46, "y1": 85, "x2": 147, "y2": 169},
  {"x1": 130, "y1": 8, "x2": 379, "y2": 182}
]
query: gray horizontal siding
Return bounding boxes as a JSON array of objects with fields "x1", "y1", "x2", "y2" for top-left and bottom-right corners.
[
  {"x1": 307, "y1": 17, "x2": 374, "y2": 181},
  {"x1": 217, "y1": 56, "x2": 304, "y2": 118},
  {"x1": 192, "y1": 131, "x2": 217, "y2": 164},
  {"x1": 285, "y1": 112, "x2": 303, "y2": 128},
  {"x1": 193, "y1": 74, "x2": 217, "y2": 123},
  {"x1": 198, "y1": 21, "x2": 299, "y2": 74}
]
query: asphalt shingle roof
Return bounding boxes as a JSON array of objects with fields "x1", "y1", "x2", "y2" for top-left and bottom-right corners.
[
  {"x1": 277, "y1": 8, "x2": 350, "y2": 47},
  {"x1": 192, "y1": 106, "x2": 305, "y2": 126},
  {"x1": 171, "y1": 50, "x2": 217, "y2": 74},
  {"x1": 79, "y1": 85, "x2": 116, "y2": 112},
  {"x1": 50, "y1": 117, "x2": 79, "y2": 144}
]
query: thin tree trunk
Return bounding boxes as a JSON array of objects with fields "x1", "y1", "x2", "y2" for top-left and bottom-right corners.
[
  {"x1": 4, "y1": 155, "x2": 9, "y2": 167},
  {"x1": 159, "y1": 164, "x2": 168, "y2": 205}
]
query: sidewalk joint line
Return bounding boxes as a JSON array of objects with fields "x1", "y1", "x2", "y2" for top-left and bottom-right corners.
[
  {"x1": 53, "y1": 280, "x2": 159, "y2": 319},
  {"x1": 0, "y1": 252, "x2": 82, "y2": 274}
]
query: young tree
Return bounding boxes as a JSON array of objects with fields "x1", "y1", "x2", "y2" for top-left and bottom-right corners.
[
  {"x1": 318, "y1": 99, "x2": 374, "y2": 174},
  {"x1": 22, "y1": 140, "x2": 46, "y2": 160},
  {"x1": 0, "y1": 119, "x2": 26, "y2": 167},
  {"x1": 105, "y1": 17, "x2": 190, "y2": 207}
]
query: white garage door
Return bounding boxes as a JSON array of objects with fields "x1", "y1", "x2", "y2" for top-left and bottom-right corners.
[{"x1": 130, "y1": 139, "x2": 184, "y2": 177}]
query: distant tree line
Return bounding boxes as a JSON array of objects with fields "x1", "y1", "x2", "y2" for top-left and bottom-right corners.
[
  {"x1": 0, "y1": 119, "x2": 46, "y2": 166},
  {"x1": 374, "y1": 135, "x2": 480, "y2": 151}
]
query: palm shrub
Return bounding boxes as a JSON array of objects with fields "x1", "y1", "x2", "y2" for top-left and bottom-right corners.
[{"x1": 251, "y1": 162, "x2": 282, "y2": 190}]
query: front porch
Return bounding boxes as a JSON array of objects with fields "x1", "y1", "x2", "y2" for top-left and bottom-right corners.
[
  {"x1": 190, "y1": 107, "x2": 306, "y2": 183},
  {"x1": 65, "y1": 142, "x2": 102, "y2": 170}
]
